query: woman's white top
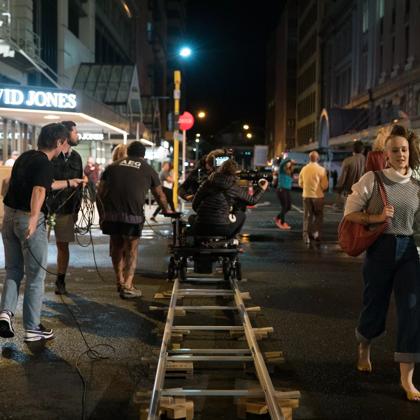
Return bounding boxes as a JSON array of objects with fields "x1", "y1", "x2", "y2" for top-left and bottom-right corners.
[{"x1": 344, "y1": 167, "x2": 420, "y2": 235}]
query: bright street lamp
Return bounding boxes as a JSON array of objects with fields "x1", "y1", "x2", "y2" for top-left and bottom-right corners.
[
  {"x1": 243, "y1": 124, "x2": 250, "y2": 130},
  {"x1": 195, "y1": 138, "x2": 200, "y2": 143},
  {"x1": 179, "y1": 46, "x2": 192, "y2": 58},
  {"x1": 198, "y1": 111, "x2": 206, "y2": 119},
  {"x1": 246, "y1": 132, "x2": 253, "y2": 139},
  {"x1": 195, "y1": 133, "x2": 201, "y2": 138}
]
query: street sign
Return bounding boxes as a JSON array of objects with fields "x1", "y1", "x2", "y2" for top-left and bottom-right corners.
[{"x1": 178, "y1": 111, "x2": 194, "y2": 131}]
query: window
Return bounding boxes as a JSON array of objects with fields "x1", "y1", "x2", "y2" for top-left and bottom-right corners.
[
  {"x1": 405, "y1": 26, "x2": 410, "y2": 61},
  {"x1": 379, "y1": 44, "x2": 383, "y2": 74},
  {"x1": 378, "y1": 0, "x2": 384, "y2": 18},
  {"x1": 391, "y1": 0, "x2": 396, "y2": 29},
  {"x1": 405, "y1": 0, "x2": 410, "y2": 17},
  {"x1": 362, "y1": 0, "x2": 369, "y2": 33}
]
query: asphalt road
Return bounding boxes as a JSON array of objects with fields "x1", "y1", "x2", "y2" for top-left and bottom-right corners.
[{"x1": 0, "y1": 190, "x2": 419, "y2": 420}]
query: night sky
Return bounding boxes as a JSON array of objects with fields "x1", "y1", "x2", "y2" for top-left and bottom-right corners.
[{"x1": 185, "y1": 1, "x2": 284, "y2": 137}]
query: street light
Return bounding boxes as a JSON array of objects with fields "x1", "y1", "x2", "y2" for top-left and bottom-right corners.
[
  {"x1": 243, "y1": 124, "x2": 250, "y2": 130},
  {"x1": 197, "y1": 111, "x2": 206, "y2": 119},
  {"x1": 246, "y1": 132, "x2": 253, "y2": 139},
  {"x1": 179, "y1": 46, "x2": 192, "y2": 58},
  {"x1": 196, "y1": 133, "x2": 201, "y2": 138}
]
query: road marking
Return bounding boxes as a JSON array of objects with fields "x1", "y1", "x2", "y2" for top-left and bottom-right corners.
[{"x1": 292, "y1": 204, "x2": 303, "y2": 213}]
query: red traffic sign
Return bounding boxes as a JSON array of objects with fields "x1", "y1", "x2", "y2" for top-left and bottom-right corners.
[{"x1": 178, "y1": 112, "x2": 194, "y2": 131}]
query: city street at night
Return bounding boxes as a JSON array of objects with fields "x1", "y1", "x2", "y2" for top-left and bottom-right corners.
[{"x1": 0, "y1": 193, "x2": 418, "y2": 420}]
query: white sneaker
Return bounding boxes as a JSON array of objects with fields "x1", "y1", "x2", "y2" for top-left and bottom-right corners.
[
  {"x1": 24, "y1": 324, "x2": 54, "y2": 342},
  {"x1": 0, "y1": 311, "x2": 14, "y2": 338}
]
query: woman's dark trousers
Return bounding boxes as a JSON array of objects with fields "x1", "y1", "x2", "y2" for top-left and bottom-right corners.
[
  {"x1": 276, "y1": 189, "x2": 291, "y2": 223},
  {"x1": 356, "y1": 234, "x2": 420, "y2": 362}
]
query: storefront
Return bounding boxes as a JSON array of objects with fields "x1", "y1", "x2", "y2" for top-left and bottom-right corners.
[{"x1": 0, "y1": 84, "x2": 130, "y2": 165}]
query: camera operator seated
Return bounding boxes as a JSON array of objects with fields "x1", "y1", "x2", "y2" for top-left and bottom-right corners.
[
  {"x1": 179, "y1": 148, "x2": 228, "y2": 201},
  {"x1": 192, "y1": 159, "x2": 268, "y2": 239}
]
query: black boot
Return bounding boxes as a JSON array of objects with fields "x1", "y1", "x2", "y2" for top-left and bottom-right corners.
[{"x1": 55, "y1": 273, "x2": 67, "y2": 295}]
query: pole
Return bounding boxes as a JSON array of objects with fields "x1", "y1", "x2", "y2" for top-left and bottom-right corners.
[
  {"x1": 173, "y1": 70, "x2": 181, "y2": 209},
  {"x1": 195, "y1": 143, "x2": 199, "y2": 162},
  {"x1": 181, "y1": 129, "x2": 186, "y2": 183}
]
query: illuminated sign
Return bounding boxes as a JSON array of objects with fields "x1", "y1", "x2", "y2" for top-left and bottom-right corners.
[
  {"x1": 80, "y1": 133, "x2": 104, "y2": 141},
  {"x1": 0, "y1": 85, "x2": 77, "y2": 110}
]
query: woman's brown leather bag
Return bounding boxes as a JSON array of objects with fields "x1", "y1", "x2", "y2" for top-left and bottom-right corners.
[{"x1": 338, "y1": 172, "x2": 388, "y2": 257}]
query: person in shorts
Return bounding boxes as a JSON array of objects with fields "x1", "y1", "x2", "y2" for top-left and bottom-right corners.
[
  {"x1": 97, "y1": 141, "x2": 170, "y2": 299},
  {"x1": 49, "y1": 121, "x2": 83, "y2": 295}
]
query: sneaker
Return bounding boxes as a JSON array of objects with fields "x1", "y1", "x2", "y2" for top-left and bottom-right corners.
[
  {"x1": 120, "y1": 287, "x2": 142, "y2": 299},
  {"x1": 274, "y1": 217, "x2": 283, "y2": 229},
  {"x1": 150, "y1": 217, "x2": 158, "y2": 223},
  {"x1": 303, "y1": 234, "x2": 311, "y2": 245},
  {"x1": 0, "y1": 311, "x2": 15, "y2": 338},
  {"x1": 282, "y1": 222, "x2": 292, "y2": 230},
  {"x1": 24, "y1": 324, "x2": 54, "y2": 342},
  {"x1": 55, "y1": 280, "x2": 67, "y2": 295}
]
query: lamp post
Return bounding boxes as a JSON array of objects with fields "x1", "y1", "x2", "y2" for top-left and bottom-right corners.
[
  {"x1": 172, "y1": 70, "x2": 181, "y2": 209},
  {"x1": 172, "y1": 45, "x2": 193, "y2": 209}
]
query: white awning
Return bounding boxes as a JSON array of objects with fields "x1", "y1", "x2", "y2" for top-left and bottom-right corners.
[{"x1": 0, "y1": 107, "x2": 128, "y2": 136}]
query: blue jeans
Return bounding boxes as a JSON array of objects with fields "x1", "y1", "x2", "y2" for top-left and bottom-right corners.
[
  {"x1": 1, "y1": 206, "x2": 48, "y2": 330},
  {"x1": 356, "y1": 234, "x2": 420, "y2": 363}
]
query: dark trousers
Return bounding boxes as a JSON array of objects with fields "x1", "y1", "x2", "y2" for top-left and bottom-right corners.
[
  {"x1": 194, "y1": 210, "x2": 246, "y2": 239},
  {"x1": 302, "y1": 197, "x2": 324, "y2": 238},
  {"x1": 153, "y1": 187, "x2": 175, "y2": 217},
  {"x1": 356, "y1": 234, "x2": 420, "y2": 362},
  {"x1": 276, "y1": 189, "x2": 291, "y2": 223}
]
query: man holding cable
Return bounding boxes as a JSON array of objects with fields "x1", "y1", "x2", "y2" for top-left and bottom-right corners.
[
  {"x1": 0, "y1": 123, "x2": 84, "y2": 342},
  {"x1": 49, "y1": 121, "x2": 84, "y2": 295}
]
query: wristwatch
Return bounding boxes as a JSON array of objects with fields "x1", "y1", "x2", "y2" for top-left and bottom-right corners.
[{"x1": 66, "y1": 179, "x2": 70, "y2": 188}]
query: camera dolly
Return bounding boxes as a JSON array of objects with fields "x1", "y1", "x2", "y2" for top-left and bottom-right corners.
[{"x1": 164, "y1": 212, "x2": 242, "y2": 282}]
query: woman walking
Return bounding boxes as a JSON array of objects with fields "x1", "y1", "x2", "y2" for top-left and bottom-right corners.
[
  {"x1": 343, "y1": 125, "x2": 420, "y2": 401},
  {"x1": 274, "y1": 158, "x2": 294, "y2": 230}
]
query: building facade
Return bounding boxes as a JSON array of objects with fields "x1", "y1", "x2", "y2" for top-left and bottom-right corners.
[
  {"x1": 266, "y1": 2, "x2": 297, "y2": 158},
  {"x1": 0, "y1": 0, "x2": 182, "y2": 164},
  {"x1": 268, "y1": 0, "x2": 420, "y2": 155}
]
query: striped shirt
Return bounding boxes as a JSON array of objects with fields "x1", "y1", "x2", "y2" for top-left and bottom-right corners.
[{"x1": 344, "y1": 168, "x2": 420, "y2": 235}]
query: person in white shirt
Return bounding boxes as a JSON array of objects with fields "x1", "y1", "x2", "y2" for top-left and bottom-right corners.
[
  {"x1": 344, "y1": 125, "x2": 420, "y2": 402},
  {"x1": 298, "y1": 151, "x2": 329, "y2": 244},
  {"x1": 4, "y1": 151, "x2": 19, "y2": 167}
]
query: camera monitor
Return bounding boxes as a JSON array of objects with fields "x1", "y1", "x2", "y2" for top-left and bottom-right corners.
[{"x1": 215, "y1": 156, "x2": 230, "y2": 167}]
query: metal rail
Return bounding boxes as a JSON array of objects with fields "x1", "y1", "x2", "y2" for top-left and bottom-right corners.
[{"x1": 147, "y1": 268, "x2": 285, "y2": 420}]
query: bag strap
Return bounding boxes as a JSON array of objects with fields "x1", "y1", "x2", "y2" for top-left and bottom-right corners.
[{"x1": 373, "y1": 171, "x2": 388, "y2": 206}]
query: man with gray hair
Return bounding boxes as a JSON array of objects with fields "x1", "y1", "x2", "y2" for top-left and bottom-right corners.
[{"x1": 298, "y1": 151, "x2": 329, "y2": 244}]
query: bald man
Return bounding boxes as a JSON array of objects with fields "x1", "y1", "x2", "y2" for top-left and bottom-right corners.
[{"x1": 298, "y1": 151, "x2": 329, "y2": 244}]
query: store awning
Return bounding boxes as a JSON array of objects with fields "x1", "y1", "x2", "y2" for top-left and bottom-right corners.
[{"x1": 0, "y1": 107, "x2": 128, "y2": 136}]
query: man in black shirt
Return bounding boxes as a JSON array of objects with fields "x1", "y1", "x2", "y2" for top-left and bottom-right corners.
[
  {"x1": 0, "y1": 123, "x2": 84, "y2": 342},
  {"x1": 49, "y1": 121, "x2": 83, "y2": 295},
  {"x1": 98, "y1": 141, "x2": 169, "y2": 299}
]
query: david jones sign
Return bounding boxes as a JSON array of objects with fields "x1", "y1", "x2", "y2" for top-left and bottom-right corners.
[{"x1": 0, "y1": 87, "x2": 77, "y2": 110}]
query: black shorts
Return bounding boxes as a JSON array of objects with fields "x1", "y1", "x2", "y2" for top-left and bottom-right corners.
[{"x1": 101, "y1": 221, "x2": 144, "y2": 237}]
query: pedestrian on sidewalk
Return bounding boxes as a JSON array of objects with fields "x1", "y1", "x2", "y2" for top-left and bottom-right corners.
[
  {"x1": 150, "y1": 161, "x2": 175, "y2": 222},
  {"x1": 336, "y1": 140, "x2": 365, "y2": 201},
  {"x1": 343, "y1": 125, "x2": 420, "y2": 401},
  {"x1": 0, "y1": 123, "x2": 84, "y2": 342},
  {"x1": 48, "y1": 121, "x2": 84, "y2": 295},
  {"x1": 298, "y1": 151, "x2": 329, "y2": 244},
  {"x1": 273, "y1": 157, "x2": 294, "y2": 230},
  {"x1": 97, "y1": 141, "x2": 170, "y2": 299}
]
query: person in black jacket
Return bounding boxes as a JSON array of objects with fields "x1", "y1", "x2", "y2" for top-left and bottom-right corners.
[
  {"x1": 192, "y1": 159, "x2": 268, "y2": 238},
  {"x1": 48, "y1": 121, "x2": 83, "y2": 295},
  {"x1": 179, "y1": 149, "x2": 226, "y2": 201}
]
